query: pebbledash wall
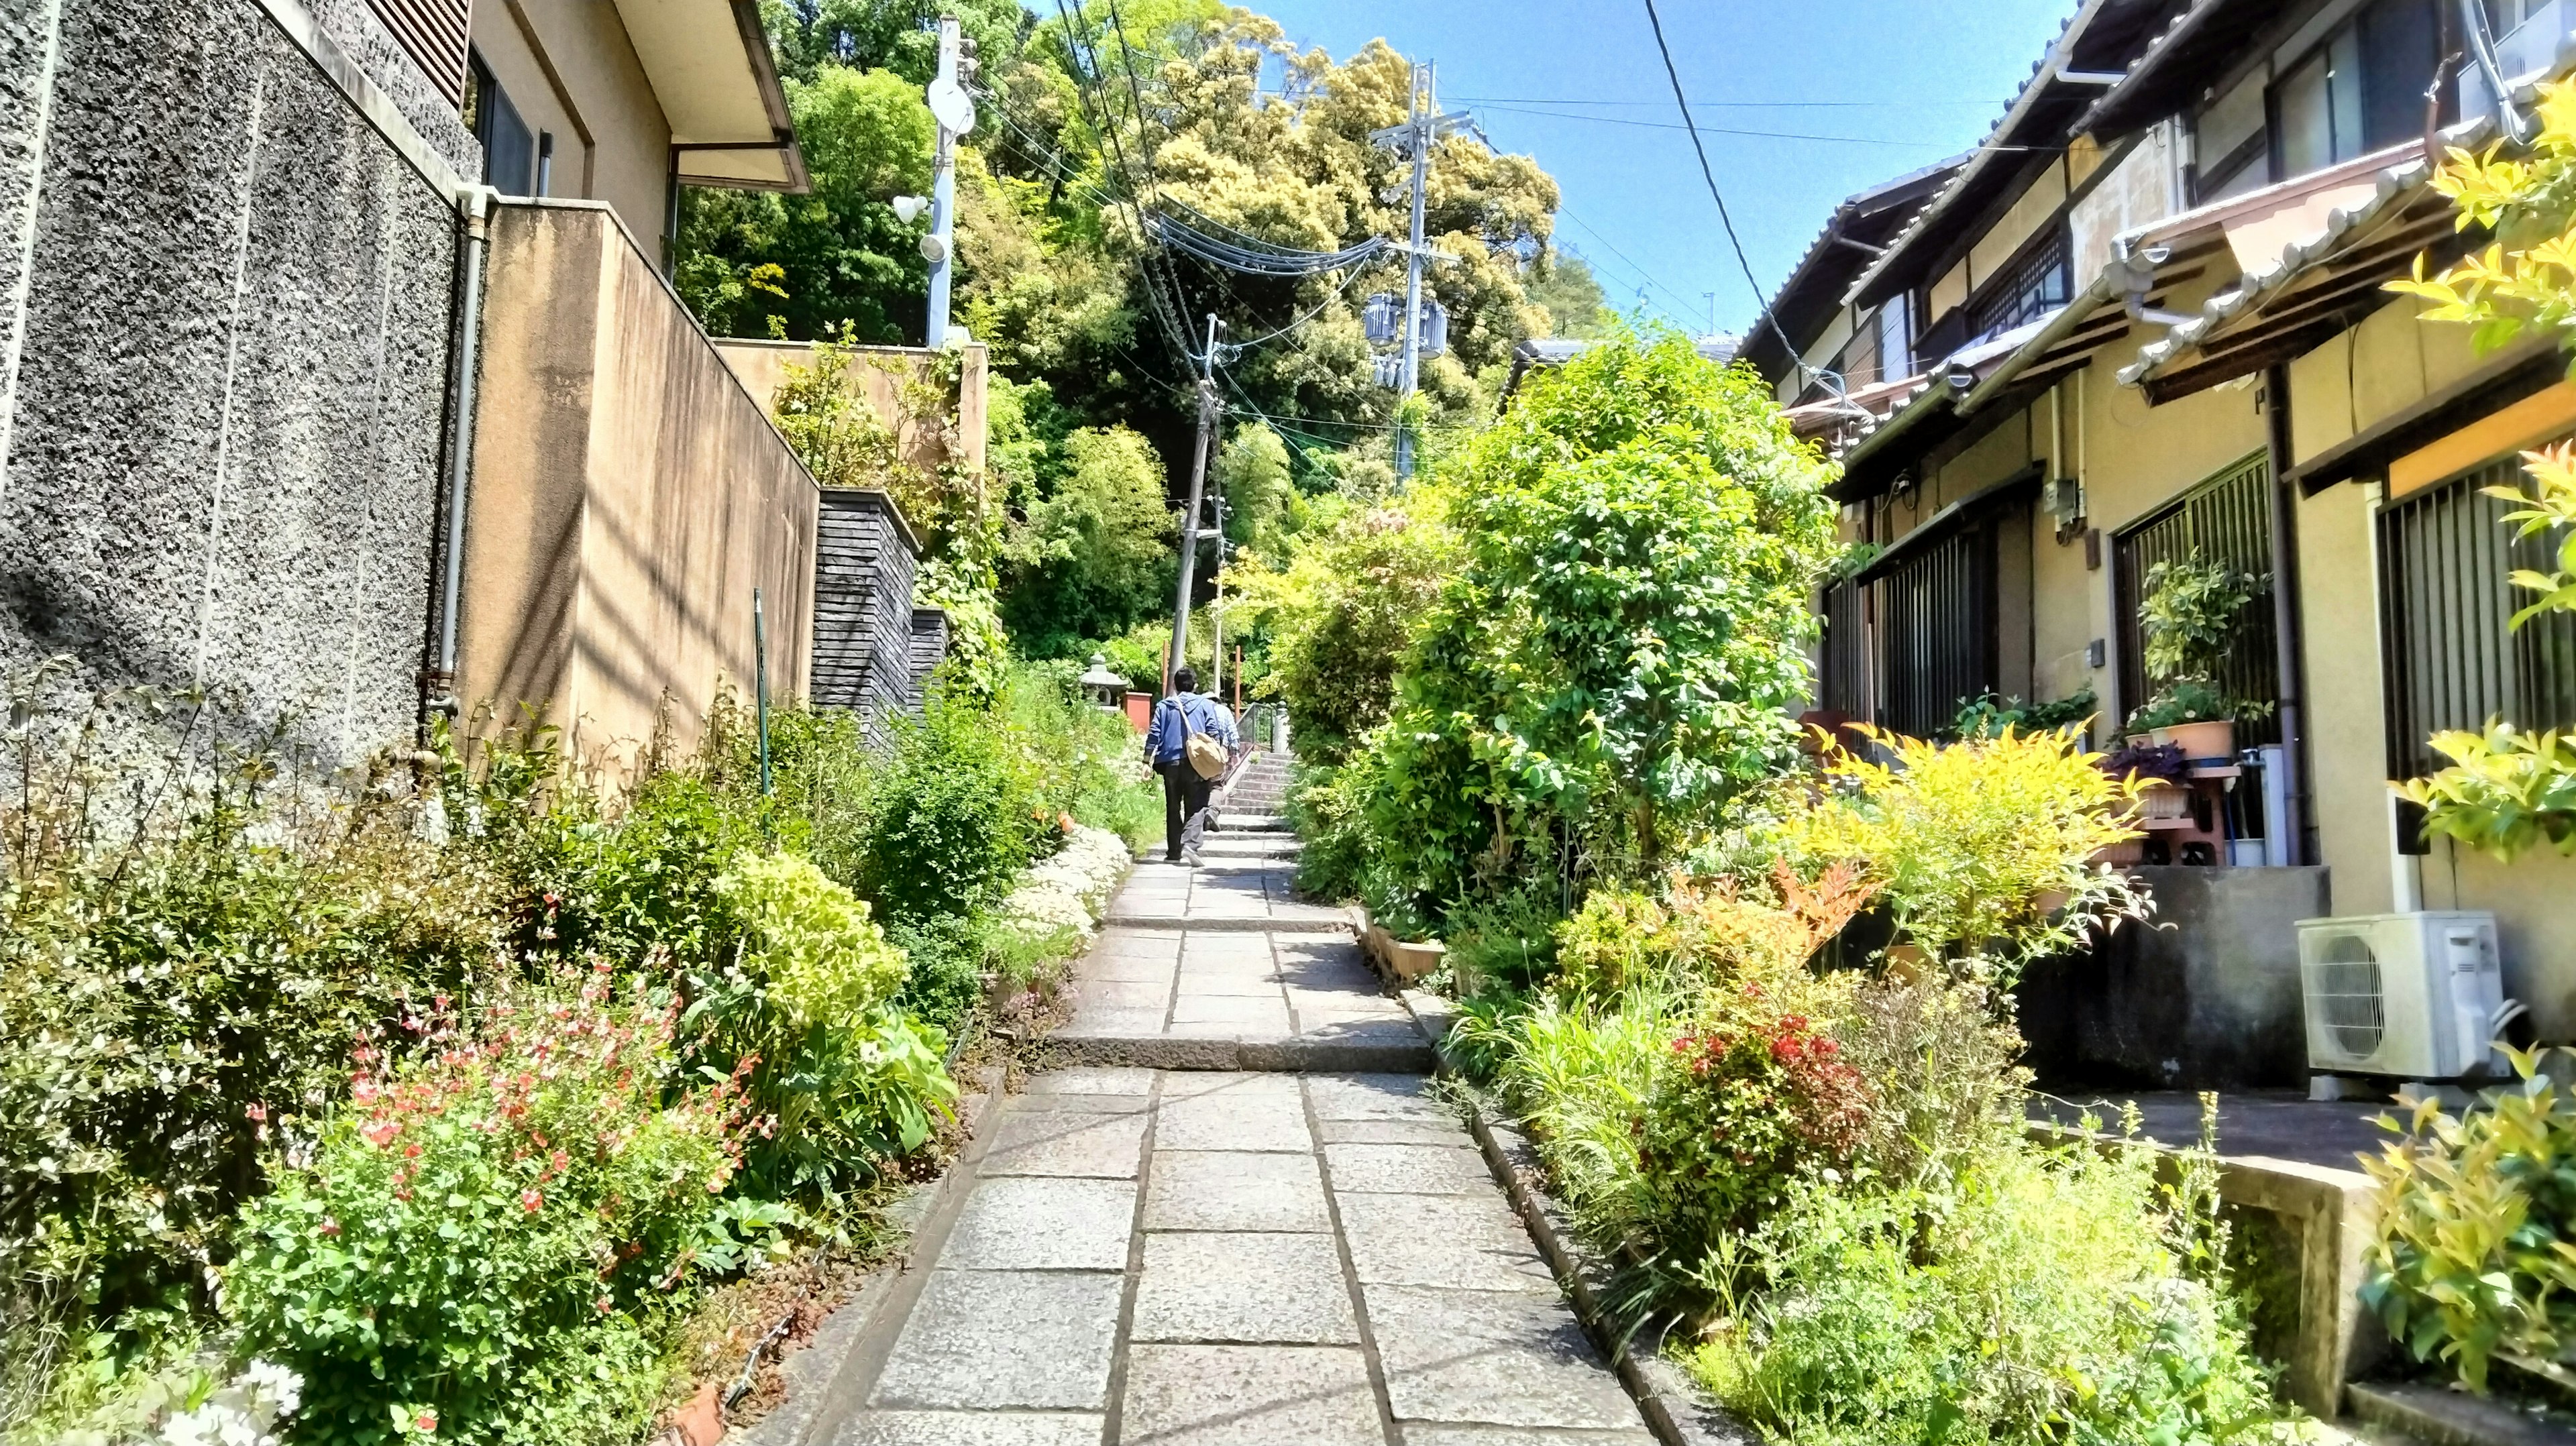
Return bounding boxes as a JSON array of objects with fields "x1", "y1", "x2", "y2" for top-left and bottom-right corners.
[{"x1": 0, "y1": 0, "x2": 474, "y2": 760}]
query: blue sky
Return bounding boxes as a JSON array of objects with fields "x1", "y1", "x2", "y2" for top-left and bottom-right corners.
[{"x1": 1248, "y1": 0, "x2": 2078, "y2": 335}]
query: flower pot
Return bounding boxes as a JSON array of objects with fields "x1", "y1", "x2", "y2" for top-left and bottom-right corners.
[
  {"x1": 2145, "y1": 727, "x2": 2174, "y2": 747},
  {"x1": 2127, "y1": 733, "x2": 2157, "y2": 749},
  {"x1": 1364, "y1": 924, "x2": 1446, "y2": 983},
  {"x1": 2093, "y1": 838, "x2": 2145, "y2": 867},
  {"x1": 2163, "y1": 719, "x2": 2235, "y2": 761},
  {"x1": 2137, "y1": 779, "x2": 2191, "y2": 820}
]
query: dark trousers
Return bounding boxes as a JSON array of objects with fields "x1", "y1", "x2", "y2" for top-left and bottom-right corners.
[{"x1": 1160, "y1": 761, "x2": 1215, "y2": 861}]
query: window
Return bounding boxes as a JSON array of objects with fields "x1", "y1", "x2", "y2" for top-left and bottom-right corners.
[
  {"x1": 2114, "y1": 452, "x2": 2280, "y2": 745},
  {"x1": 1968, "y1": 228, "x2": 2071, "y2": 343},
  {"x1": 466, "y1": 52, "x2": 535, "y2": 197},
  {"x1": 1879, "y1": 526, "x2": 1997, "y2": 739},
  {"x1": 2269, "y1": 0, "x2": 2447, "y2": 184},
  {"x1": 2379, "y1": 458, "x2": 2576, "y2": 847}
]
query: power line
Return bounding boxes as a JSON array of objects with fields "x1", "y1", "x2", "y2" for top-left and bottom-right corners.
[
  {"x1": 1552, "y1": 210, "x2": 1695, "y2": 327},
  {"x1": 1639, "y1": 0, "x2": 1809, "y2": 375},
  {"x1": 1049, "y1": 0, "x2": 1196, "y2": 366},
  {"x1": 1450, "y1": 94, "x2": 2002, "y2": 109}
]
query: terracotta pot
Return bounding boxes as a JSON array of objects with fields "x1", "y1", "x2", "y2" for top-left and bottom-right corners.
[{"x1": 2163, "y1": 719, "x2": 2235, "y2": 761}]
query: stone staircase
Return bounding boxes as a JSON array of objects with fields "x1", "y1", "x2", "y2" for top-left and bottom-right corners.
[{"x1": 1212, "y1": 750, "x2": 1299, "y2": 854}]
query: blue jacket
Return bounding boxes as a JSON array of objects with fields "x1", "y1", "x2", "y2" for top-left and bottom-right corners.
[{"x1": 1146, "y1": 692, "x2": 1237, "y2": 767}]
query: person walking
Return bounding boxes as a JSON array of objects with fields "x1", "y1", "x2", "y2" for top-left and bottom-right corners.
[{"x1": 1144, "y1": 667, "x2": 1238, "y2": 866}]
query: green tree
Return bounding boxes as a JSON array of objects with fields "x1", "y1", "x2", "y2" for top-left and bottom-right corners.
[
  {"x1": 1525, "y1": 252, "x2": 1612, "y2": 339},
  {"x1": 1263, "y1": 500, "x2": 1454, "y2": 767},
  {"x1": 763, "y1": 0, "x2": 1032, "y2": 87},
  {"x1": 1217, "y1": 425, "x2": 1292, "y2": 553},
  {"x1": 1000, "y1": 425, "x2": 1174, "y2": 653},
  {"x1": 1368, "y1": 329, "x2": 1837, "y2": 912},
  {"x1": 677, "y1": 66, "x2": 934, "y2": 342}
]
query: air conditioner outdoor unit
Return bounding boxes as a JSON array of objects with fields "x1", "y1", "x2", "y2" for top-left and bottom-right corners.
[{"x1": 2298, "y1": 912, "x2": 2510, "y2": 1080}]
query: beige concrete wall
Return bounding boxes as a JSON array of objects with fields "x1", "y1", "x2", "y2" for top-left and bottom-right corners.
[
  {"x1": 2286, "y1": 301, "x2": 2576, "y2": 1038},
  {"x1": 468, "y1": 0, "x2": 671, "y2": 242},
  {"x1": 460, "y1": 201, "x2": 817, "y2": 773},
  {"x1": 714, "y1": 338, "x2": 991, "y2": 478}
]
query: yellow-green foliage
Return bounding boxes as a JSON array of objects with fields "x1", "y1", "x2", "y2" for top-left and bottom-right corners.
[
  {"x1": 1791, "y1": 724, "x2": 2146, "y2": 980},
  {"x1": 2363, "y1": 1048, "x2": 2576, "y2": 1391},
  {"x1": 714, "y1": 850, "x2": 908, "y2": 1026},
  {"x1": 2390, "y1": 83, "x2": 2576, "y2": 355}
]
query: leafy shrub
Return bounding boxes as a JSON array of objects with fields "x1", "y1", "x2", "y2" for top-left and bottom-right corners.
[
  {"x1": 856, "y1": 685, "x2": 1038, "y2": 926},
  {"x1": 883, "y1": 913, "x2": 987, "y2": 1038},
  {"x1": 1362, "y1": 327, "x2": 1837, "y2": 913},
  {"x1": 2362, "y1": 1048, "x2": 2576, "y2": 1390},
  {"x1": 3, "y1": 685, "x2": 500, "y2": 1383},
  {"x1": 1440, "y1": 884, "x2": 1565, "y2": 996},
  {"x1": 1790, "y1": 724, "x2": 2147, "y2": 982},
  {"x1": 703, "y1": 852, "x2": 953, "y2": 1205},
  {"x1": 1691, "y1": 1131, "x2": 2284, "y2": 1446},
  {"x1": 1472, "y1": 988, "x2": 1670, "y2": 1256},
  {"x1": 1285, "y1": 756, "x2": 1380, "y2": 905},
  {"x1": 1552, "y1": 867, "x2": 1873, "y2": 1004},
  {"x1": 1831, "y1": 974, "x2": 2029, "y2": 1192},
  {"x1": 1638, "y1": 1009, "x2": 1872, "y2": 1242},
  {"x1": 226, "y1": 974, "x2": 744, "y2": 1445},
  {"x1": 1952, "y1": 687, "x2": 2096, "y2": 740},
  {"x1": 1267, "y1": 504, "x2": 1457, "y2": 767}
]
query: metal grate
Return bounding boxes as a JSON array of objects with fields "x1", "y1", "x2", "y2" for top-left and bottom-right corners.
[
  {"x1": 366, "y1": 0, "x2": 472, "y2": 109},
  {"x1": 1820, "y1": 579, "x2": 1869, "y2": 718},
  {"x1": 2379, "y1": 457, "x2": 2576, "y2": 783},
  {"x1": 2114, "y1": 451, "x2": 2280, "y2": 744},
  {"x1": 1968, "y1": 227, "x2": 2072, "y2": 343},
  {"x1": 2303, "y1": 930, "x2": 2386, "y2": 1062},
  {"x1": 1879, "y1": 526, "x2": 1994, "y2": 740}
]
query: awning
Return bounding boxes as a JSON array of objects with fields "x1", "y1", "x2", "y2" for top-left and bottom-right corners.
[
  {"x1": 2116, "y1": 132, "x2": 2491, "y2": 402},
  {"x1": 614, "y1": 0, "x2": 810, "y2": 192},
  {"x1": 1849, "y1": 463, "x2": 2046, "y2": 586}
]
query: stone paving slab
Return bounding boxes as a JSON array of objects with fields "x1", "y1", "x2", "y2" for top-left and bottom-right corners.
[
  {"x1": 1366, "y1": 1285, "x2": 1647, "y2": 1432},
  {"x1": 818, "y1": 1072, "x2": 1655, "y2": 1446},
  {"x1": 1121, "y1": 1345, "x2": 1382, "y2": 1446},
  {"x1": 835, "y1": 1412, "x2": 1108, "y2": 1445},
  {"x1": 869, "y1": 1270, "x2": 1125, "y2": 1410},
  {"x1": 1132, "y1": 1231, "x2": 1360, "y2": 1343}
]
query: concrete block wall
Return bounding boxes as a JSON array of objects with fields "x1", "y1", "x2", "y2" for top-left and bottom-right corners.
[{"x1": 0, "y1": 0, "x2": 476, "y2": 761}]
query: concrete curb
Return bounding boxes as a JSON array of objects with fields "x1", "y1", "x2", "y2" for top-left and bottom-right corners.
[
  {"x1": 1387, "y1": 989, "x2": 1760, "y2": 1446},
  {"x1": 1098, "y1": 911, "x2": 1357, "y2": 934},
  {"x1": 2347, "y1": 1381, "x2": 2576, "y2": 1446},
  {"x1": 737, "y1": 1067, "x2": 1010, "y2": 1446},
  {"x1": 1040, "y1": 1030, "x2": 1437, "y2": 1074}
]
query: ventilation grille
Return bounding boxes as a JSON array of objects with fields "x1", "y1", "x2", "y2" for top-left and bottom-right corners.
[
  {"x1": 2305, "y1": 931, "x2": 2387, "y2": 1062},
  {"x1": 366, "y1": 0, "x2": 472, "y2": 109}
]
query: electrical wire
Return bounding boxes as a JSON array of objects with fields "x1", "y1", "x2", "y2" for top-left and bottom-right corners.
[
  {"x1": 1150, "y1": 214, "x2": 1390, "y2": 275},
  {"x1": 1051, "y1": 0, "x2": 1198, "y2": 366},
  {"x1": 1212, "y1": 260, "x2": 1384, "y2": 353},
  {"x1": 1552, "y1": 209, "x2": 1696, "y2": 327},
  {"x1": 1450, "y1": 94, "x2": 2002, "y2": 109},
  {"x1": 1638, "y1": 0, "x2": 1815, "y2": 383}
]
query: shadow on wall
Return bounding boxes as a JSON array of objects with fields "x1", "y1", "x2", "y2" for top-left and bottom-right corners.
[
  {"x1": 455, "y1": 201, "x2": 817, "y2": 776},
  {"x1": 0, "y1": 0, "x2": 476, "y2": 765},
  {"x1": 2017, "y1": 865, "x2": 2332, "y2": 1091}
]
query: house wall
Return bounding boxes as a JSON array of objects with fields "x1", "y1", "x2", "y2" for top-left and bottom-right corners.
[
  {"x1": 2287, "y1": 302, "x2": 2576, "y2": 1040},
  {"x1": 468, "y1": 0, "x2": 669, "y2": 238},
  {"x1": 0, "y1": 0, "x2": 474, "y2": 763},
  {"x1": 458, "y1": 201, "x2": 816, "y2": 772}
]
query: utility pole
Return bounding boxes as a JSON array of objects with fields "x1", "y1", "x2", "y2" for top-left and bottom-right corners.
[
  {"x1": 1169, "y1": 314, "x2": 1221, "y2": 689},
  {"x1": 923, "y1": 15, "x2": 973, "y2": 347},
  {"x1": 1396, "y1": 60, "x2": 1432, "y2": 480}
]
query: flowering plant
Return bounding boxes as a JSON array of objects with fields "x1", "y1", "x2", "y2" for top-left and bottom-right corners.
[
  {"x1": 1635, "y1": 1003, "x2": 1874, "y2": 1245},
  {"x1": 225, "y1": 968, "x2": 745, "y2": 1445}
]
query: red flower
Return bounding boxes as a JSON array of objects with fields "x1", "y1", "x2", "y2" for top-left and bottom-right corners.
[{"x1": 521, "y1": 1188, "x2": 544, "y2": 1213}]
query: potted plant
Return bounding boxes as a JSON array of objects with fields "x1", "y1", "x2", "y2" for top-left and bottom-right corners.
[
  {"x1": 2102, "y1": 740, "x2": 2191, "y2": 820},
  {"x1": 2129, "y1": 553, "x2": 2269, "y2": 759},
  {"x1": 2125, "y1": 679, "x2": 2241, "y2": 762}
]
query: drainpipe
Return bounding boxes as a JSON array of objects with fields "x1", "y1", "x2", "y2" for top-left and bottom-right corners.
[
  {"x1": 2262, "y1": 362, "x2": 2312, "y2": 867},
  {"x1": 427, "y1": 185, "x2": 494, "y2": 723}
]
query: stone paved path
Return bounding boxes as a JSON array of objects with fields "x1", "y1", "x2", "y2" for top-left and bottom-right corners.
[
  {"x1": 788, "y1": 773, "x2": 1660, "y2": 1446},
  {"x1": 823, "y1": 1068, "x2": 1657, "y2": 1445}
]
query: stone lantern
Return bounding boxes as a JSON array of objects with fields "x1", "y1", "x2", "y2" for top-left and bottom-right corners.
[{"x1": 1078, "y1": 654, "x2": 1127, "y2": 712}]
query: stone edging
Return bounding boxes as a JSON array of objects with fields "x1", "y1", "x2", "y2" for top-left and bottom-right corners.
[
  {"x1": 733, "y1": 1066, "x2": 1010, "y2": 1446},
  {"x1": 1388, "y1": 987, "x2": 1757, "y2": 1446}
]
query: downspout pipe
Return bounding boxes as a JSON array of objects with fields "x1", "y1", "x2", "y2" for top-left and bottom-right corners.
[
  {"x1": 2262, "y1": 360, "x2": 2312, "y2": 866},
  {"x1": 428, "y1": 185, "x2": 494, "y2": 723}
]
